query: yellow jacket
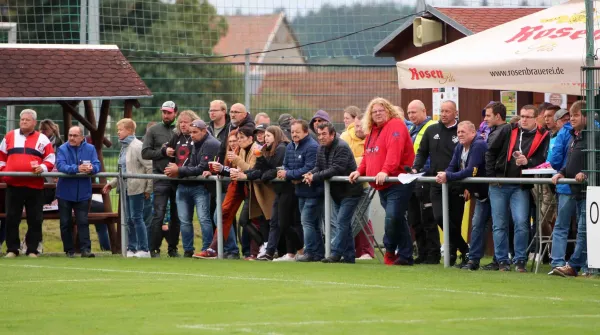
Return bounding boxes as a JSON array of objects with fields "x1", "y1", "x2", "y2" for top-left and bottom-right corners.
[{"x1": 340, "y1": 123, "x2": 365, "y2": 166}]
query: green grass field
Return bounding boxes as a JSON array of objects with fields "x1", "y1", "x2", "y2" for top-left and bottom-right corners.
[{"x1": 1, "y1": 255, "x2": 599, "y2": 335}]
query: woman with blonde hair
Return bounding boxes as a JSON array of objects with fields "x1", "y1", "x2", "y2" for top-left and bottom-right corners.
[
  {"x1": 350, "y1": 97, "x2": 415, "y2": 266},
  {"x1": 39, "y1": 119, "x2": 64, "y2": 152}
]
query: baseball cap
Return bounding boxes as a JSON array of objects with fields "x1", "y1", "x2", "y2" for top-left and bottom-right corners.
[
  {"x1": 191, "y1": 120, "x2": 207, "y2": 130},
  {"x1": 254, "y1": 123, "x2": 268, "y2": 134},
  {"x1": 554, "y1": 108, "x2": 569, "y2": 122},
  {"x1": 161, "y1": 101, "x2": 177, "y2": 113}
]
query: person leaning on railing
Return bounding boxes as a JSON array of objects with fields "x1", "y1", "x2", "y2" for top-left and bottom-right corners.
[
  {"x1": 1, "y1": 109, "x2": 55, "y2": 258},
  {"x1": 349, "y1": 97, "x2": 415, "y2": 266},
  {"x1": 55, "y1": 126, "x2": 101, "y2": 258}
]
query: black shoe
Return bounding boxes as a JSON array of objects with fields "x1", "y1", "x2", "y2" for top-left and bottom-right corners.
[
  {"x1": 66, "y1": 252, "x2": 75, "y2": 258},
  {"x1": 394, "y1": 256, "x2": 414, "y2": 266},
  {"x1": 167, "y1": 250, "x2": 180, "y2": 258},
  {"x1": 461, "y1": 260, "x2": 480, "y2": 271},
  {"x1": 183, "y1": 251, "x2": 194, "y2": 258},
  {"x1": 151, "y1": 251, "x2": 161, "y2": 258},
  {"x1": 454, "y1": 253, "x2": 469, "y2": 269},
  {"x1": 449, "y1": 254, "x2": 458, "y2": 267},
  {"x1": 423, "y1": 255, "x2": 441, "y2": 264},
  {"x1": 81, "y1": 251, "x2": 95, "y2": 258},
  {"x1": 296, "y1": 253, "x2": 320, "y2": 262},
  {"x1": 225, "y1": 253, "x2": 240, "y2": 260},
  {"x1": 499, "y1": 261, "x2": 511, "y2": 272},
  {"x1": 514, "y1": 260, "x2": 527, "y2": 273},
  {"x1": 321, "y1": 255, "x2": 342, "y2": 263},
  {"x1": 481, "y1": 261, "x2": 499, "y2": 271},
  {"x1": 414, "y1": 256, "x2": 426, "y2": 264}
]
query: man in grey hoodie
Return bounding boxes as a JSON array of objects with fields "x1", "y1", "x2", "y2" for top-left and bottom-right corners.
[{"x1": 308, "y1": 110, "x2": 333, "y2": 141}]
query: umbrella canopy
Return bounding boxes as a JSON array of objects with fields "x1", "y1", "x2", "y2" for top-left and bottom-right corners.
[{"x1": 397, "y1": 0, "x2": 596, "y2": 95}]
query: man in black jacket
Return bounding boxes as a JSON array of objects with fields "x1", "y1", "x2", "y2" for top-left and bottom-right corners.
[
  {"x1": 141, "y1": 101, "x2": 180, "y2": 258},
  {"x1": 550, "y1": 102, "x2": 598, "y2": 277},
  {"x1": 303, "y1": 122, "x2": 363, "y2": 263},
  {"x1": 216, "y1": 103, "x2": 255, "y2": 162},
  {"x1": 164, "y1": 120, "x2": 221, "y2": 258},
  {"x1": 413, "y1": 100, "x2": 468, "y2": 266},
  {"x1": 486, "y1": 104, "x2": 549, "y2": 272},
  {"x1": 207, "y1": 100, "x2": 231, "y2": 144}
]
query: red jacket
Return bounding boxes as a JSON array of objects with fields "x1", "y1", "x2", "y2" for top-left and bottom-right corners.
[
  {"x1": 0, "y1": 129, "x2": 56, "y2": 189},
  {"x1": 357, "y1": 118, "x2": 414, "y2": 190}
]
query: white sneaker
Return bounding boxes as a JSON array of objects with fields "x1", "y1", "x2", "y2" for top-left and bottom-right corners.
[
  {"x1": 134, "y1": 251, "x2": 151, "y2": 258},
  {"x1": 358, "y1": 254, "x2": 373, "y2": 260},
  {"x1": 4, "y1": 252, "x2": 17, "y2": 258},
  {"x1": 126, "y1": 250, "x2": 136, "y2": 258},
  {"x1": 257, "y1": 242, "x2": 268, "y2": 258},
  {"x1": 273, "y1": 254, "x2": 296, "y2": 262}
]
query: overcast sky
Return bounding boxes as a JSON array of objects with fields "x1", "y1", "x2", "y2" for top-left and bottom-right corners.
[{"x1": 206, "y1": 0, "x2": 565, "y2": 17}]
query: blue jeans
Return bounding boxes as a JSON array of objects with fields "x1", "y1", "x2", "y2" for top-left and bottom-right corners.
[
  {"x1": 489, "y1": 185, "x2": 530, "y2": 263},
  {"x1": 331, "y1": 196, "x2": 361, "y2": 262},
  {"x1": 568, "y1": 199, "x2": 587, "y2": 273},
  {"x1": 143, "y1": 195, "x2": 153, "y2": 241},
  {"x1": 127, "y1": 193, "x2": 148, "y2": 252},
  {"x1": 94, "y1": 224, "x2": 111, "y2": 251},
  {"x1": 550, "y1": 194, "x2": 577, "y2": 268},
  {"x1": 298, "y1": 197, "x2": 324, "y2": 259},
  {"x1": 379, "y1": 183, "x2": 414, "y2": 261},
  {"x1": 177, "y1": 184, "x2": 212, "y2": 252},
  {"x1": 212, "y1": 192, "x2": 240, "y2": 255},
  {"x1": 468, "y1": 198, "x2": 491, "y2": 262}
]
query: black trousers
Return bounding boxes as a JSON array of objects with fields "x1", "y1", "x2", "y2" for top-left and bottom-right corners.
[
  {"x1": 149, "y1": 180, "x2": 180, "y2": 252},
  {"x1": 276, "y1": 190, "x2": 303, "y2": 254},
  {"x1": 5, "y1": 186, "x2": 44, "y2": 255},
  {"x1": 408, "y1": 182, "x2": 437, "y2": 258},
  {"x1": 58, "y1": 199, "x2": 91, "y2": 253},
  {"x1": 430, "y1": 184, "x2": 469, "y2": 255}
]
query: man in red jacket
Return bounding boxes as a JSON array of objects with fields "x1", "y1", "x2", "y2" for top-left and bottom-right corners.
[
  {"x1": 349, "y1": 97, "x2": 415, "y2": 265},
  {"x1": 1, "y1": 109, "x2": 55, "y2": 258}
]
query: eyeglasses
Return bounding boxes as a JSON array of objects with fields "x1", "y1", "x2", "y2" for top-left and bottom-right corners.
[
  {"x1": 230, "y1": 110, "x2": 243, "y2": 115},
  {"x1": 313, "y1": 119, "x2": 324, "y2": 123},
  {"x1": 371, "y1": 109, "x2": 387, "y2": 115},
  {"x1": 209, "y1": 109, "x2": 222, "y2": 113}
]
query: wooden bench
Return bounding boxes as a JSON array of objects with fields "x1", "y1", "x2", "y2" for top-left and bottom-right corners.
[{"x1": 0, "y1": 183, "x2": 121, "y2": 254}]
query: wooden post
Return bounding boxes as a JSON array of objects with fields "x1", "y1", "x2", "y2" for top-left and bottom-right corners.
[
  {"x1": 61, "y1": 103, "x2": 73, "y2": 137},
  {"x1": 124, "y1": 99, "x2": 134, "y2": 119}
]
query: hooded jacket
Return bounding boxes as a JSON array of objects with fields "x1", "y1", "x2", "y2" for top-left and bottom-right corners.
[
  {"x1": 357, "y1": 118, "x2": 414, "y2": 190},
  {"x1": 311, "y1": 136, "x2": 363, "y2": 202},
  {"x1": 413, "y1": 120, "x2": 459, "y2": 177},
  {"x1": 216, "y1": 112, "x2": 255, "y2": 162},
  {"x1": 283, "y1": 135, "x2": 322, "y2": 198},
  {"x1": 309, "y1": 110, "x2": 333, "y2": 140},
  {"x1": 340, "y1": 123, "x2": 365, "y2": 166},
  {"x1": 208, "y1": 113, "x2": 231, "y2": 145},
  {"x1": 445, "y1": 135, "x2": 488, "y2": 199},
  {"x1": 485, "y1": 123, "x2": 549, "y2": 188},
  {"x1": 549, "y1": 122, "x2": 573, "y2": 195}
]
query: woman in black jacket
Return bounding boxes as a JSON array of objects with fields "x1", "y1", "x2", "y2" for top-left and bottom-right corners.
[{"x1": 246, "y1": 126, "x2": 303, "y2": 261}]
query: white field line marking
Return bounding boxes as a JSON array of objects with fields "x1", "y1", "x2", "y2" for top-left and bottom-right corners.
[
  {"x1": 177, "y1": 314, "x2": 600, "y2": 330},
  {"x1": 0, "y1": 264, "x2": 597, "y2": 304}
]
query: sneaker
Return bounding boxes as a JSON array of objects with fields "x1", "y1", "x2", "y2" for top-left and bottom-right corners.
[
  {"x1": 256, "y1": 253, "x2": 273, "y2": 261},
  {"x1": 579, "y1": 272, "x2": 593, "y2": 278},
  {"x1": 168, "y1": 250, "x2": 180, "y2": 258},
  {"x1": 498, "y1": 261, "x2": 511, "y2": 272},
  {"x1": 551, "y1": 264, "x2": 577, "y2": 277},
  {"x1": 383, "y1": 251, "x2": 398, "y2": 265},
  {"x1": 358, "y1": 254, "x2": 373, "y2": 260},
  {"x1": 482, "y1": 261, "x2": 499, "y2": 271},
  {"x1": 81, "y1": 251, "x2": 95, "y2": 258},
  {"x1": 321, "y1": 255, "x2": 342, "y2": 263},
  {"x1": 296, "y1": 253, "x2": 318, "y2": 262},
  {"x1": 257, "y1": 242, "x2": 268, "y2": 258},
  {"x1": 183, "y1": 250, "x2": 194, "y2": 258},
  {"x1": 461, "y1": 260, "x2": 480, "y2": 271},
  {"x1": 151, "y1": 251, "x2": 161, "y2": 258},
  {"x1": 5, "y1": 252, "x2": 17, "y2": 258},
  {"x1": 273, "y1": 254, "x2": 296, "y2": 262},
  {"x1": 135, "y1": 251, "x2": 151, "y2": 258},
  {"x1": 66, "y1": 252, "x2": 75, "y2": 258},
  {"x1": 126, "y1": 250, "x2": 136, "y2": 258},
  {"x1": 514, "y1": 260, "x2": 527, "y2": 273},
  {"x1": 193, "y1": 249, "x2": 217, "y2": 259},
  {"x1": 225, "y1": 253, "x2": 240, "y2": 260},
  {"x1": 28, "y1": 253, "x2": 38, "y2": 258},
  {"x1": 244, "y1": 255, "x2": 257, "y2": 261},
  {"x1": 454, "y1": 253, "x2": 469, "y2": 269}
]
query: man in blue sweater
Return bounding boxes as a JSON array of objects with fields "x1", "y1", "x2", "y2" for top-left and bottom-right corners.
[
  {"x1": 56, "y1": 126, "x2": 101, "y2": 258},
  {"x1": 278, "y1": 120, "x2": 322, "y2": 262},
  {"x1": 436, "y1": 121, "x2": 488, "y2": 270}
]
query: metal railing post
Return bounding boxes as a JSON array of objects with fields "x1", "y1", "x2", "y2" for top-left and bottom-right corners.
[
  {"x1": 324, "y1": 180, "x2": 332, "y2": 259},
  {"x1": 442, "y1": 182, "x2": 450, "y2": 268},
  {"x1": 118, "y1": 167, "x2": 128, "y2": 257},
  {"x1": 215, "y1": 177, "x2": 224, "y2": 259}
]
